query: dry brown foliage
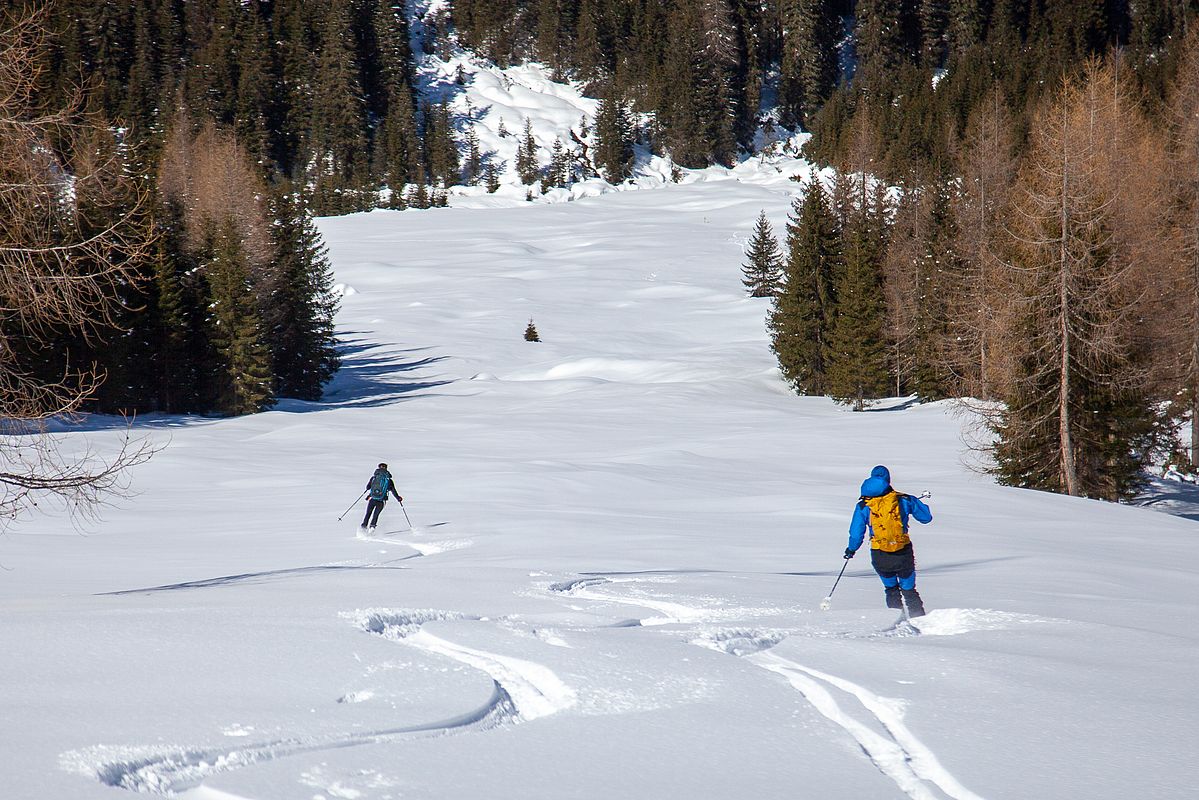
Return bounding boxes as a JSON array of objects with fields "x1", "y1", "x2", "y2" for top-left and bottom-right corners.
[
  {"x1": 987, "y1": 61, "x2": 1165, "y2": 495},
  {"x1": 158, "y1": 109, "x2": 271, "y2": 267},
  {"x1": 0, "y1": 7, "x2": 156, "y2": 525}
]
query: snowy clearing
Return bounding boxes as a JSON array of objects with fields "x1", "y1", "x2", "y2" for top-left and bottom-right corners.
[{"x1": 2, "y1": 173, "x2": 1197, "y2": 799}]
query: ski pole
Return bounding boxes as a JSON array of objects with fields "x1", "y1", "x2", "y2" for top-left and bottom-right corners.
[
  {"x1": 338, "y1": 490, "x2": 368, "y2": 521},
  {"x1": 399, "y1": 500, "x2": 413, "y2": 529},
  {"x1": 820, "y1": 559, "x2": 851, "y2": 611}
]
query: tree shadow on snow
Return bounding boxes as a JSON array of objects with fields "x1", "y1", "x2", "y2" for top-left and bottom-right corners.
[
  {"x1": 97, "y1": 556, "x2": 421, "y2": 595},
  {"x1": 1135, "y1": 476, "x2": 1199, "y2": 523},
  {"x1": 293, "y1": 336, "x2": 456, "y2": 410}
]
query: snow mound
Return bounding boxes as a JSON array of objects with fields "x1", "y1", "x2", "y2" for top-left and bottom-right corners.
[
  {"x1": 909, "y1": 608, "x2": 1061, "y2": 637},
  {"x1": 692, "y1": 628, "x2": 786, "y2": 656},
  {"x1": 504, "y1": 358, "x2": 710, "y2": 384},
  {"x1": 343, "y1": 608, "x2": 473, "y2": 640}
]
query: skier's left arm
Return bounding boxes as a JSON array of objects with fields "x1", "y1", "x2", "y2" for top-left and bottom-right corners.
[
  {"x1": 389, "y1": 482, "x2": 402, "y2": 502},
  {"x1": 902, "y1": 494, "x2": 933, "y2": 524}
]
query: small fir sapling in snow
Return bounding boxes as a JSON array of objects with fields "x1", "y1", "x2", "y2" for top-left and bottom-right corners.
[
  {"x1": 524, "y1": 319, "x2": 541, "y2": 341},
  {"x1": 517, "y1": 119, "x2": 540, "y2": 185},
  {"x1": 742, "y1": 210, "x2": 783, "y2": 297}
]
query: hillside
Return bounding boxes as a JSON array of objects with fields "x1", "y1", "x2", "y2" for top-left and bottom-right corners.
[{"x1": 2, "y1": 176, "x2": 1197, "y2": 799}]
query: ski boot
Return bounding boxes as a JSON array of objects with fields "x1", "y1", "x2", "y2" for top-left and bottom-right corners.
[
  {"x1": 901, "y1": 588, "x2": 926, "y2": 617},
  {"x1": 885, "y1": 585, "x2": 903, "y2": 610}
]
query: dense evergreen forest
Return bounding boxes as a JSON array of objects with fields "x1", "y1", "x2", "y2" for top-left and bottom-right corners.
[{"x1": 9, "y1": 0, "x2": 1199, "y2": 499}]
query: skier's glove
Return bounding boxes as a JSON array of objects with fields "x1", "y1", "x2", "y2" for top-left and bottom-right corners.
[{"x1": 844, "y1": 548, "x2": 856, "y2": 559}]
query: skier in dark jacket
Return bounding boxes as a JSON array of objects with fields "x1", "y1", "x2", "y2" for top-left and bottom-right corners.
[
  {"x1": 361, "y1": 463, "x2": 402, "y2": 531},
  {"x1": 844, "y1": 465, "x2": 932, "y2": 617}
]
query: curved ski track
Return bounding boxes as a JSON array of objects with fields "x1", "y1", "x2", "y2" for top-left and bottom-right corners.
[
  {"x1": 699, "y1": 630, "x2": 986, "y2": 800},
  {"x1": 65, "y1": 609, "x2": 574, "y2": 795}
]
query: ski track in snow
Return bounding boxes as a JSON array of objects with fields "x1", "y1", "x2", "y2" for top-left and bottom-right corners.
[
  {"x1": 64, "y1": 609, "x2": 573, "y2": 796},
  {"x1": 549, "y1": 575, "x2": 745, "y2": 626},
  {"x1": 696, "y1": 630, "x2": 986, "y2": 800}
]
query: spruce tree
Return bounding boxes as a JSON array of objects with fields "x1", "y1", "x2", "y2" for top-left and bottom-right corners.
[
  {"x1": 464, "y1": 126, "x2": 483, "y2": 185},
  {"x1": 594, "y1": 96, "x2": 634, "y2": 182},
  {"x1": 781, "y1": 0, "x2": 839, "y2": 128},
  {"x1": 525, "y1": 319, "x2": 541, "y2": 341},
  {"x1": 824, "y1": 203, "x2": 890, "y2": 410},
  {"x1": 516, "y1": 119, "x2": 540, "y2": 184},
  {"x1": 742, "y1": 211, "x2": 783, "y2": 297},
  {"x1": 423, "y1": 102, "x2": 460, "y2": 186},
  {"x1": 266, "y1": 189, "x2": 341, "y2": 401},
  {"x1": 205, "y1": 217, "x2": 275, "y2": 415},
  {"x1": 908, "y1": 182, "x2": 961, "y2": 401},
  {"x1": 306, "y1": 3, "x2": 372, "y2": 213},
  {"x1": 769, "y1": 179, "x2": 841, "y2": 394}
]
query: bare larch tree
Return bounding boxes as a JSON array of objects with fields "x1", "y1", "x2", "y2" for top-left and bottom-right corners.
[{"x1": 0, "y1": 8, "x2": 156, "y2": 524}]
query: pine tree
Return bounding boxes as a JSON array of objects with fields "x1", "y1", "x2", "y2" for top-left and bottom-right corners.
[
  {"x1": 525, "y1": 319, "x2": 541, "y2": 341},
  {"x1": 464, "y1": 126, "x2": 483, "y2": 185},
  {"x1": 149, "y1": 199, "x2": 202, "y2": 413},
  {"x1": 516, "y1": 119, "x2": 540, "y2": 184},
  {"x1": 266, "y1": 188, "x2": 341, "y2": 400},
  {"x1": 304, "y1": 3, "x2": 372, "y2": 213},
  {"x1": 205, "y1": 216, "x2": 275, "y2": 415},
  {"x1": 742, "y1": 211, "x2": 783, "y2": 297},
  {"x1": 824, "y1": 196, "x2": 890, "y2": 410},
  {"x1": 770, "y1": 178, "x2": 842, "y2": 394},
  {"x1": 594, "y1": 96, "x2": 634, "y2": 182},
  {"x1": 546, "y1": 138, "x2": 571, "y2": 188},
  {"x1": 908, "y1": 182, "x2": 961, "y2": 400},
  {"x1": 423, "y1": 102, "x2": 460, "y2": 186},
  {"x1": 379, "y1": 84, "x2": 421, "y2": 197},
  {"x1": 780, "y1": 0, "x2": 839, "y2": 128},
  {"x1": 919, "y1": 0, "x2": 949, "y2": 68}
]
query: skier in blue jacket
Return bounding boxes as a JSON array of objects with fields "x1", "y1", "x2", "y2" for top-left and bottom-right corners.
[
  {"x1": 360, "y1": 463, "x2": 402, "y2": 531},
  {"x1": 844, "y1": 465, "x2": 932, "y2": 617}
]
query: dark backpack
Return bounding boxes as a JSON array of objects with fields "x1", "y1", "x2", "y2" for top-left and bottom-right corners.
[{"x1": 369, "y1": 470, "x2": 390, "y2": 501}]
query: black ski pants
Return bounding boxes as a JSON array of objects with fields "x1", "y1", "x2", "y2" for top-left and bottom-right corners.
[
  {"x1": 362, "y1": 498, "x2": 387, "y2": 528},
  {"x1": 871, "y1": 543, "x2": 917, "y2": 590}
]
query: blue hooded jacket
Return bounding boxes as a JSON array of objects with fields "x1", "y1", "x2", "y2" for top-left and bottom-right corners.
[{"x1": 847, "y1": 465, "x2": 932, "y2": 553}]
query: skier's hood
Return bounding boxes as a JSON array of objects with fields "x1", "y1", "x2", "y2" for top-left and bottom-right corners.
[{"x1": 860, "y1": 465, "x2": 892, "y2": 498}]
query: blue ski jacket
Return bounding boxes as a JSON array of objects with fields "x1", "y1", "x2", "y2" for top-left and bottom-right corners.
[{"x1": 847, "y1": 465, "x2": 932, "y2": 553}]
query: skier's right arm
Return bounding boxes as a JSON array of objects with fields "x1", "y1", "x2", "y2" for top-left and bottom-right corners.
[{"x1": 846, "y1": 503, "x2": 869, "y2": 554}]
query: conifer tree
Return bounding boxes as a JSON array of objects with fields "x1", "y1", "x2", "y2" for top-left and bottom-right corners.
[
  {"x1": 463, "y1": 126, "x2": 483, "y2": 185},
  {"x1": 594, "y1": 96, "x2": 634, "y2": 182},
  {"x1": 908, "y1": 182, "x2": 961, "y2": 400},
  {"x1": 516, "y1": 119, "x2": 540, "y2": 184},
  {"x1": 991, "y1": 67, "x2": 1165, "y2": 500},
  {"x1": 742, "y1": 211, "x2": 783, "y2": 297},
  {"x1": 205, "y1": 216, "x2": 275, "y2": 415},
  {"x1": 770, "y1": 178, "x2": 841, "y2": 394},
  {"x1": 265, "y1": 188, "x2": 341, "y2": 400},
  {"x1": 148, "y1": 199, "x2": 202, "y2": 413},
  {"x1": 525, "y1": 319, "x2": 541, "y2": 341},
  {"x1": 1167, "y1": 28, "x2": 1199, "y2": 469},
  {"x1": 824, "y1": 198, "x2": 890, "y2": 410},
  {"x1": 423, "y1": 102, "x2": 459, "y2": 186},
  {"x1": 546, "y1": 138, "x2": 571, "y2": 188},
  {"x1": 379, "y1": 84, "x2": 421, "y2": 198},
  {"x1": 950, "y1": 85, "x2": 1016, "y2": 399},
  {"x1": 780, "y1": 0, "x2": 839, "y2": 128},
  {"x1": 306, "y1": 3, "x2": 371, "y2": 213}
]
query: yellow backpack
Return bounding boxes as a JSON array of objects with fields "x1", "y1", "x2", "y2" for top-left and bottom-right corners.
[{"x1": 864, "y1": 491, "x2": 910, "y2": 552}]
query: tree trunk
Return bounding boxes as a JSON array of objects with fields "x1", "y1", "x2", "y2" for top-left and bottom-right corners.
[{"x1": 1059, "y1": 116, "x2": 1079, "y2": 497}]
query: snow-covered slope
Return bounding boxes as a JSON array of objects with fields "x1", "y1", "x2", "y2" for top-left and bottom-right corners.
[
  {"x1": 2, "y1": 177, "x2": 1197, "y2": 800},
  {"x1": 408, "y1": 0, "x2": 808, "y2": 204}
]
